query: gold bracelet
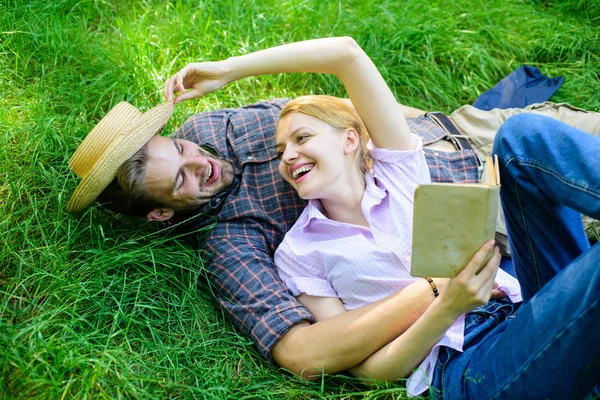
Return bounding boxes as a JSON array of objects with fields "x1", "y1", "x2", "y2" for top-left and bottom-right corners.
[{"x1": 425, "y1": 277, "x2": 439, "y2": 297}]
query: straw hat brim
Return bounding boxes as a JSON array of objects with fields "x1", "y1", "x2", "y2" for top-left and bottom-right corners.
[{"x1": 67, "y1": 101, "x2": 174, "y2": 212}]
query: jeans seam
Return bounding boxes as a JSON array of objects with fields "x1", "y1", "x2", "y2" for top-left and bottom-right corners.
[
  {"x1": 440, "y1": 348, "x2": 454, "y2": 398},
  {"x1": 491, "y1": 295, "x2": 600, "y2": 399},
  {"x1": 513, "y1": 158, "x2": 600, "y2": 199},
  {"x1": 505, "y1": 156, "x2": 542, "y2": 292},
  {"x1": 465, "y1": 316, "x2": 483, "y2": 330}
]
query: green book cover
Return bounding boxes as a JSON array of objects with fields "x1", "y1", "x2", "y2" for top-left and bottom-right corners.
[{"x1": 410, "y1": 156, "x2": 500, "y2": 278}]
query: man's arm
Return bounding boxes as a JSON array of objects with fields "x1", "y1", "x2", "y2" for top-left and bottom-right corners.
[
  {"x1": 206, "y1": 217, "x2": 501, "y2": 380},
  {"x1": 271, "y1": 278, "x2": 440, "y2": 379},
  {"x1": 276, "y1": 242, "x2": 502, "y2": 382},
  {"x1": 204, "y1": 221, "x2": 444, "y2": 377},
  {"x1": 201, "y1": 227, "x2": 314, "y2": 363}
]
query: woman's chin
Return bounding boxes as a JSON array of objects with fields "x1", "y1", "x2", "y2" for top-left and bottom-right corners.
[{"x1": 297, "y1": 189, "x2": 315, "y2": 201}]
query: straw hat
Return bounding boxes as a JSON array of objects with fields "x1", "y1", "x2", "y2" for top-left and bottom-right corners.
[{"x1": 67, "y1": 101, "x2": 174, "y2": 212}]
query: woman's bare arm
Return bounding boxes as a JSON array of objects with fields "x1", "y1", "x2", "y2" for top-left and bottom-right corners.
[
  {"x1": 271, "y1": 279, "x2": 440, "y2": 378},
  {"x1": 165, "y1": 37, "x2": 415, "y2": 150}
]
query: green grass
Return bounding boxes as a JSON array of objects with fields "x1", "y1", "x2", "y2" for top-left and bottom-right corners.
[{"x1": 1, "y1": 0, "x2": 599, "y2": 398}]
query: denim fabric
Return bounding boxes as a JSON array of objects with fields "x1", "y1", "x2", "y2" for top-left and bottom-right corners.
[
  {"x1": 472, "y1": 65, "x2": 564, "y2": 111},
  {"x1": 450, "y1": 101, "x2": 600, "y2": 249},
  {"x1": 431, "y1": 298, "x2": 519, "y2": 398},
  {"x1": 431, "y1": 114, "x2": 600, "y2": 399}
]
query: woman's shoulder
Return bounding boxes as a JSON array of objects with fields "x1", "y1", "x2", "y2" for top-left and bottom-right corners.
[
  {"x1": 368, "y1": 134, "x2": 424, "y2": 158},
  {"x1": 367, "y1": 136, "x2": 432, "y2": 191}
]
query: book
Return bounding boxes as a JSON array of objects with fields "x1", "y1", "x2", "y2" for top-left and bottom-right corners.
[{"x1": 410, "y1": 156, "x2": 500, "y2": 278}]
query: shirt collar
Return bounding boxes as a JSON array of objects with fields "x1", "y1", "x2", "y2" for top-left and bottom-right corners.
[
  {"x1": 364, "y1": 171, "x2": 386, "y2": 201},
  {"x1": 296, "y1": 172, "x2": 387, "y2": 230},
  {"x1": 294, "y1": 199, "x2": 327, "y2": 230}
]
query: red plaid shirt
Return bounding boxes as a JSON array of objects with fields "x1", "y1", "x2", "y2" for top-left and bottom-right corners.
[{"x1": 171, "y1": 99, "x2": 478, "y2": 362}]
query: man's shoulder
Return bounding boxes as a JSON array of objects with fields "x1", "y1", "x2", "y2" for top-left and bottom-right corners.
[
  {"x1": 234, "y1": 98, "x2": 290, "y2": 112},
  {"x1": 174, "y1": 98, "x2": 289, "y2": 133},
  {"x1": 172, "y1": 98, "x2": 290, "y2": 152}
]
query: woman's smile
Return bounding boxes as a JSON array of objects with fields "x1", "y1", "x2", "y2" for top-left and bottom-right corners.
[{"x1": 290, "y1": 163, "x2": 315, "y2": 182}]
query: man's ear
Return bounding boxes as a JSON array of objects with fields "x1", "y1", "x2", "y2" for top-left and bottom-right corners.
[
  {"x1": 146, "y1": 208, "x2": 175, "y2": 222},
  {"x1": 343, "y1": 128, "x2": 360, "y2": 155}
]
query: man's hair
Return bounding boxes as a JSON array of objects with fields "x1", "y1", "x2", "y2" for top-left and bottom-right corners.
[
  {"x1": 279, "y1": 95, "x2": 373, "y2": 175},
  {"x1": 97, "y1": 142, "x2": 166, "y2": 217}
]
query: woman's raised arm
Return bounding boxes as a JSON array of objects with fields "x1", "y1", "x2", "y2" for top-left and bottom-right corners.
[{"x1": 164, "y1": 37, "x2": 414, "y2": 150}]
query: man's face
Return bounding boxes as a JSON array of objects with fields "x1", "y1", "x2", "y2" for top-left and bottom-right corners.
[{"x1": 143, "y1": 135, "x2": 235, "y2": 211}]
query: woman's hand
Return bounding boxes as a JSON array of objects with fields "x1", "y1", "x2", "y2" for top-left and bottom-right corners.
[
  {"x1": 164, "y1": 61, "x2": 232, "y2": 104},
  {"x1": 438, "y1": 240, "x2": 501, "y2": 317},
  {"x1": 345, "y1": 241, "x2": 500, "y2": 382},
  {"x1": 433, "y1": 279, "x2": 507, "y2": 301}
]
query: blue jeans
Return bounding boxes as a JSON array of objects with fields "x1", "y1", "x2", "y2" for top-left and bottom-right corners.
[{"x1": 430, "y1": 114, "x2": 600, "y2": 399}]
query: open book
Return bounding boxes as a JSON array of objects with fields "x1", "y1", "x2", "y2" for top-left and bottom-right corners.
[{"x1": 410, "y1": 156, "x2": 500, "y2": 278}]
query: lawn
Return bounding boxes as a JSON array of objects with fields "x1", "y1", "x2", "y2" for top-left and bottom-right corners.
[{"x1": 1, "y1": 0, "x2": 599, "y2": 398}]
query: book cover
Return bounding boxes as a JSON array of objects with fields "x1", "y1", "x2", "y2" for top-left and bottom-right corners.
[{"x1": 410, "y1": 156, "x2": 500, "y2": 278}]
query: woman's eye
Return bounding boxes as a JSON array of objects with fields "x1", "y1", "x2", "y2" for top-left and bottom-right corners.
[
  {"x1": 297, "y1": 134, "x2": 308, "y2": 142},
  {"x1": 276, "y1": 151, "x2": 284, "y2": 159},
  {"x1": 178, "y1": 142, "x2": 184, "y2": 155}
]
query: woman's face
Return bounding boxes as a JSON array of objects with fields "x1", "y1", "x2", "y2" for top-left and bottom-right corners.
[{"x1": 276, "y1": 112, "x2": 355, "y2": 200}]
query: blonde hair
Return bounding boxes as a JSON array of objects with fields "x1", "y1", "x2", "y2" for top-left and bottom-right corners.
[{"x1": 278, "y1": 95, "x2": 372, "y2": 175}]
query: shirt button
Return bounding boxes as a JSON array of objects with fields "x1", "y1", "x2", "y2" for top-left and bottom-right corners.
[{"x1": 247, "y1": 156, "x2": 254, "y2": 160}]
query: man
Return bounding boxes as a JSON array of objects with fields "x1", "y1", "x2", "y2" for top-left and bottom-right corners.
[{"x1": 67, "y1": 71, "x2": 600, "y2": 379}]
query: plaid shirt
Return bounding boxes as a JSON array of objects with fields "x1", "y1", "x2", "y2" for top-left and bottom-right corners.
[{"x1": 171, "y1": 99, "x2": 479, "y2": 362}]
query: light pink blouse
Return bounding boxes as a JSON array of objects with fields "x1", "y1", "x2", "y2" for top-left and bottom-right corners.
[{"x1": 274, "y1": 136, "x2": 522, "y2": 396}]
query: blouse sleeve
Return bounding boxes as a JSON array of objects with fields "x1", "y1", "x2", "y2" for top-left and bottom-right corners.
[
  {"x1": 369, "y1": 134, "x2": 432, "y2": 199},
  {"x1": 274, "y1": 237, "x2": 338, "y2": 299}
]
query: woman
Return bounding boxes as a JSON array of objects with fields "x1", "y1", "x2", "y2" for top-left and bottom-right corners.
[{"x1": 164, "y1": 37, "x2": 599, "y2": 398}]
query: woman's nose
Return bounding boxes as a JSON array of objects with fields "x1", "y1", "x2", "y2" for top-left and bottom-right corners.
[{"x1": 282, "y1": 147, "x2": 299, "y2": 164}]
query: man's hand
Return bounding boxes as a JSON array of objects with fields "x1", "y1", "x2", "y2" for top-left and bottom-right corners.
[{"x1": 164, "y1": 61, "x2": 232, "y2": 103}]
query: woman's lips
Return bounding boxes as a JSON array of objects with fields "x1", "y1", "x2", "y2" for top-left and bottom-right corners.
[{"x1": 294, "y1": 166, "x2": 314, "y2": 184}]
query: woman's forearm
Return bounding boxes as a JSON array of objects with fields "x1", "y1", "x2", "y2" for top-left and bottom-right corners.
[
  {"x1": 222, "y1": 37, "x2": 363, "y2": 83},
  {"x1": 167, "y1": 36, "x2": 414, "y2": 149},
  {"x1": 222, "y1": 36, "x2": 413, "y2": 150},
  {"x1": 348, "y1": 299, "x2": 458, "y2": 381},
  {"x1": 348, "y1": 244, "x2": 502, "y2": 382},
  {"x1": 271, "y1": 278, "x2": 441, "y2": 379}
]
